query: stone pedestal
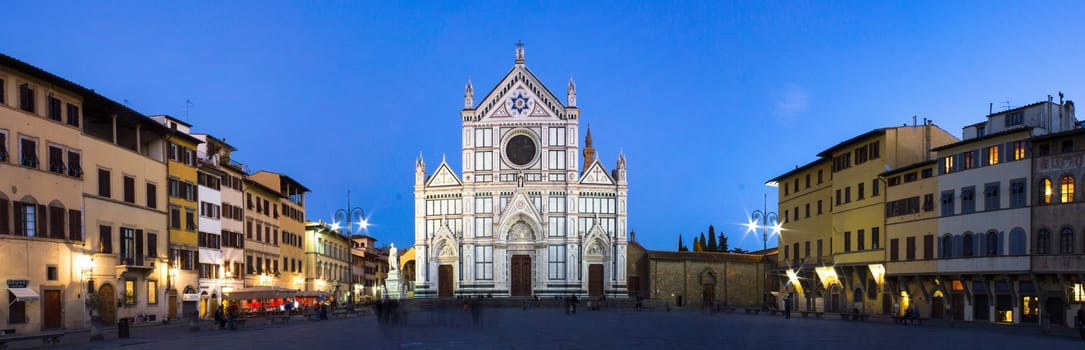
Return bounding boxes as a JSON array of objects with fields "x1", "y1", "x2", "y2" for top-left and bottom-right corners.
[{"x1": 386, "y1": 270, "x2": 403, "y2": 300}]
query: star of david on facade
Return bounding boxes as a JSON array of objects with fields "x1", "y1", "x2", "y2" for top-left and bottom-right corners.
[{"x1": 510, "y1": 93, "x2": 530, "y2": 114}]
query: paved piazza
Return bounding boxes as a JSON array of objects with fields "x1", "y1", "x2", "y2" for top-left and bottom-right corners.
[{"x1": 18, "y1": 308, "x2": 1085, "y2": 350}]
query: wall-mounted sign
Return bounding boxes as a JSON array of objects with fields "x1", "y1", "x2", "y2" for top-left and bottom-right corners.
[
  {"x1": 182, "y1": 293, "x2": 200, "y2": 301},
  {"x1": 6, "y1": 280, "x2": 29, "y2": 288}
]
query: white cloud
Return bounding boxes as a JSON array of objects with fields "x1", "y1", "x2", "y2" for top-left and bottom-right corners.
[{"x1": 774, "y1": 84, "x2": 809, "y2": 126}]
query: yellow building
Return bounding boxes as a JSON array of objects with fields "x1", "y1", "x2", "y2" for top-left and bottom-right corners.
[
  {"x1": 882, "y1": 160, "x2": 941, "y2": 317},
  {"x1": 305, "y1": 221, "x2": 351, "y2": 303},
  {"x1": 768, "y1": 159, "x2": 831, "y2": 312},
  {"x1": 771, "y1": 123, "x2": 957, "y2": 315},
  {"x1": 0, "y1": 55, "x2": 90, "y2": 332},
  {"x1": 242, "y1": 178, "x2": 282, "y2": 288},
  {"x1": 150, "y1": 115, "x2": 203, "y2": 320},
  {"x1": 247, "y1": 171, "x2": 308, "y2": 292}
]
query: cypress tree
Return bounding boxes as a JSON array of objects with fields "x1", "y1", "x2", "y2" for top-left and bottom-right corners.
[
  {"x1": 707, "y1": 225, "x2": 718, "y2": 252},
  {"x1": 678, "y1": 234, "x2": 688, "y2": 252}
]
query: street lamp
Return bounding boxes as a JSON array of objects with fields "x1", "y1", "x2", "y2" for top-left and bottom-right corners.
[
  {"x1": 333, "y1": 190, "x2": 369, "y2": 310},
  {"x1": 745, "y1": 193, "x2": 780, "y2": 310},
  {"x1": 745, "y1": 194, "x2": 781, "y2": 252}
]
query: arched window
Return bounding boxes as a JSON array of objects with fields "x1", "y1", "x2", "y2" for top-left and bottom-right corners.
[
  {"x1": 1010, "y1": 228, "x2": 1026, "y2": 255},
  {"x1": 1060, "y1": 227, "x2": 1075, "y2": 254},
  {"x1": 987, "y1": 231, "x2": 1000, "y2": 256},
  {"x1": 962, "y1": 233, "x2": 974, "y2": 257},
  {"x1": 1062, "y1": 176, "x2": 1076, "y2": 203},
  {"x1": 941, "y1": 235, "x2": 953, "y2": 258},
  {"x1": 1037, "y1": 229, "x2": 1051, "y2": 255},
  {"x1": 1042, "y1": 178, "x2": 1053, "y2": 204}
]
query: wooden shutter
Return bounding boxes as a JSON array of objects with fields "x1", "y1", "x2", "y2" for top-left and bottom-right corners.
[
  {"x1": 50, "y1": 206, "x2": 64, "y2": 239},
  {"x1": 0, "y1": 199, "x2": 8, "y2": 234},
  {"x1": 12, "y1": 202, "x2": 23, "y2": 235},
  {"x1": 135, "y1": 229, "x2": 144, "y2": 266},
  {"x1": 36, "y1": 204, "x2": 46, "y2": 237},
  {"x1": 99, "y1": 225, "x2": 111, "y2": 253},
  {"x1": 68, "y1": 209, "x2": 81, "y2": 241}
]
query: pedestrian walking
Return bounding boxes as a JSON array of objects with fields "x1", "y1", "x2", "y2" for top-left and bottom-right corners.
[{"x1": 784, "y1": 295, "x2": 791, "y2": 320}]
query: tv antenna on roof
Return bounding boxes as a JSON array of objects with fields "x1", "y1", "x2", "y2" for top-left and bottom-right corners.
[
  {"x1": 1001, "y1": 101, "x2": 1011, "y2": 111},
  {"x1": 185, "y1": 99, "x2": 193, "y2": 120}
]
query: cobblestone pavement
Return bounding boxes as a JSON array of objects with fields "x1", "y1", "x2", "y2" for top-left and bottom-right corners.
[{"x1": 11, "y1": 308, "x2": 1085, "y2": 350}]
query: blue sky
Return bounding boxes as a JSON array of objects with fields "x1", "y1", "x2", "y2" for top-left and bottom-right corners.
[{"x1": 3, "y1": 1, "x2": 1083, "y2": 252}]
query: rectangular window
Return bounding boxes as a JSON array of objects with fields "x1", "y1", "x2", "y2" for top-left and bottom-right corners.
[
  {"x1": 147, "y1": 232, "x2": 157, "y2": 258},
  {"x1": 475, "y1": 151, "x2": 493, "y2": 171},
  {"x1": 941, "y1": 190, "x2": 955, "y2": 216},
  {"x1": 20, "y1": 137, "x2": 38, "y2": 168},
  {"x1": 872, "y1": 179, "x2": 880, "y2": 196},
  {"x1": 99, "y1": 225, "x2": 113, "y2": 253},
  {"x1": 48, "y1": 96, "x2": 61, "y2": 121},
  {"x1": 805, "y1": 174, "x2": 811, "y2": 189},
  {"x1": 124, "y1": 280, "x2": 136, "y2": 305},
  {"x1": 47, "y1": 145, "x2": 65, "y2": 174},
  {"x1": 0, "y1": 78, "x2": 4, "y2": 105},
  {"x1": 98, "y1": 169, "x2": 111, "y2": 198},
  {"x1": 13, "y1": 203, "x2": 38, "y2": 237},
  {"x1": 804, "y1": 204, "x2": 810, "y2": 218},
  {"x1": 817, "y1": 200, "x2": 823, "y2": 215},
  {"x1": 124, "y1": 176, "x2": 136, "y2": 203},
  {"x1": 845, "y1": 187, "x2": 851, "y2": 203},
  {"x1": 988, "y1": 145, "x2": 1000, "y2": 165},
  {"x1": 857, "y1": 229, "x2": 866, "y2": 250},
  {"x1": 475, "y1": 246, "x2": 493, "y2": 280},
  {"x1": 147, "y1": 183, "x2": 157, "y2": 208},
  {"x1": 962, "y1": 151, "x2": 976, "y2": 170},
  {"x1": 0, "y1": 131, "x2": 7, "y2": 163},
  {"x1": 147, "y1": 280, "x2": 158, "y2": 304},
  {"x1": 906, "y1": 236, "x2": 916, "y2": 260},
  {"x1": 923, "y1": 235, "x2": 934, "y2": 260},
  {"x1": 48, "y1": 205, "x2": 64, "y2": 239},
  {"x1": 246, "y1": 256, "x2": 254, "y2": 274},
  {"x1": 548, "y1": 150, "x2": 566, "y2": 170},
  {"x1": 818, "y1": 170, "x2": 823, "y2": 184},
  {"x1": 923, "y1": 194, "x2": 934, "y2": 212},
  {"x1": 19, "y1": 83, "x2": 34, "y2": 113},
  {"x1": 961, "y1": 186, "x2": 976, "y2": 214},
  {"x1": 1006, "y1": 112, "x2": 1023, "y2": 126},
  {"x1": 1012, "y1": 141, "x2": 1026, "y2": 160},
  {"x1": 844, "y1": 231, "x2": 851, "y2": 252},
  {"x1": 65, "y1": 150, "x2": 82, "y2": 178},
  {"x1": 890, "y1": 239, "x2": 899, "y2": 261},
  {"x1": 942, "y1": 156, "x2": 954, "y2": 174},
  {"x1": 548, "y1": 216, "x2": 566, "y2": 237},
  {"x1": 858, "y1": 183, "x2": 865, "y2": 200},
  {"x1": 817, "y1": 239, "x2": 823, "y2": 258},
  {"x1": 804, "y1": 241, "x2": 811, "y2": 257},
  {"x1": 548, "y1": 245, "x2": 566, "y2": 280},
  {"x1": 474, "y1": 128, "x2": 494, "y2": 147},
  {"x1": 871, "y1": 227, "x2": 880, "y2": 249},
  {"x1": 170, "y1": 207, "x2": 181, "y2": 229},
  {"x1": 836, "y1": 189, "x2": 841, "y2": 205},
  {"x1": 985, "y1": 182, "x2": 1000, "y2": 210},
  {"x1": 186, "y1": 209, "x2": 196, "y2": 231},
  {"x1": 1010, "y1": 178, "x2": 1026, "y2": 208},
  {"x1": 68, "y1": 209, "x2": 81, "y2": 240},
  {"x1": 66, "y1": 103, "x2": 80, "y2": 127},
  {"x1": 46, "y1": 266, "x2": 58, "y2": 281}
]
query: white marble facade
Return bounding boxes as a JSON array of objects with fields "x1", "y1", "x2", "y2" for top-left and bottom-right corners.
[{"x1": 413, "y1": 45, "x2": 628, "y2": 298}]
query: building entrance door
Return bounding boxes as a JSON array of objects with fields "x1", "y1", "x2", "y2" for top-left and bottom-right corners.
[
  {"x1": 438, "y1": 265, "x2": 453, "y2": 298},
  {"x1": 510, "y1": 255, "x2": 532, "y2": 297},
  {"x1": 43, "y1": 290, "x2": 62, "y2": 329},
  {"x1": 951, "y1": 293, "x2": 965, "y2": 320},
  {"x1": 99, "y1": 285, "x2": 116, "y2": 325},
  {"x1": 931, "y1": 292, "x2": 945, "y2": 319},
  {"x1": 168, "y1": 290, "x2": 178, "y2": 320},
  {"x1": 588, "y1": 264, "x2": 603, "y2": 297},
  {"x1": 702, "y1": 284, "x2": 715, "y2": 307}
]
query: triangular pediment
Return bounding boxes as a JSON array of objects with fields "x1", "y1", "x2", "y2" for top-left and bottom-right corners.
[
  {"x1": 475, "y1": 66, "x2": 566, "y2": 122},
  {"x1": 579, "y1": 160, "x2": 614, "y2": 185},
  {"x1": 425, "y1": 162, "x2": 462, "y2": 188}
]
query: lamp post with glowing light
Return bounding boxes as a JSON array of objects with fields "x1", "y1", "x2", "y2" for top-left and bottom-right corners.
[
  {"x1": 332, "y1": 190, "x2": 369, "y2": 310},
  {"x1": 745, "y1": 193, "x2": 780, "y2": 309}
]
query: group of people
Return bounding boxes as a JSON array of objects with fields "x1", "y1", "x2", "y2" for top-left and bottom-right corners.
[
  {"x1": 565, "y1": 295, "x2": 579, "y2": 314},
  {"x1": 213, "y1": 303, "x2": 240, "y2": 330},
  {"x1": 895, "y1": 304, "x2": 921, "y2": 324},
  {"x1": 375, "y1": 299, "x2": 405, "y2": 326}
]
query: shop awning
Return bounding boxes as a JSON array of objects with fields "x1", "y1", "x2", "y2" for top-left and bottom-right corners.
[
  {"x1": 8, "y1": 288, "x2": 39, "y2": 303},
  {"x1": 295, "y1": 290, "x2": 327, "y2": 298},
  {"x1": 224, "y1": 286, "x2": 297, "y2": 300}
]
